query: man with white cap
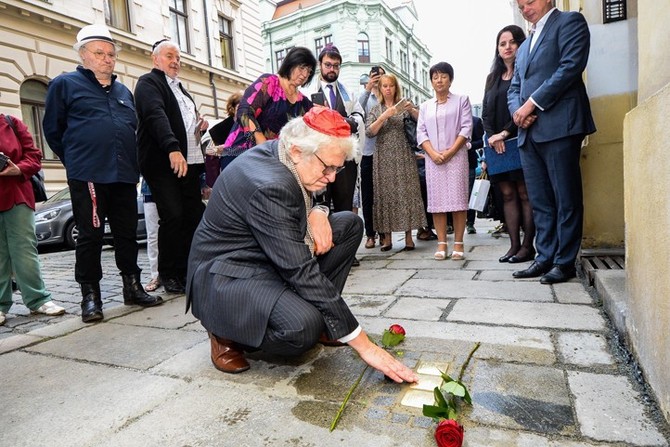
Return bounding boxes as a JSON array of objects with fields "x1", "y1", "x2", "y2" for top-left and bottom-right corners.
[{"x1": 44, "y1": 24, "x2": 163, "y2": 323}]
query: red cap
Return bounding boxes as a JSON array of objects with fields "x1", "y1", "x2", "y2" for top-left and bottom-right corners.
[{"x1": 303, "y1": 106, "x2": 351, "y2": 138}]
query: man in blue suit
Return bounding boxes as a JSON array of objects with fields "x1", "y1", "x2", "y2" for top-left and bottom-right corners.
[{"x1": 508, "y1": 0, "x2": 596, "y2": 284}]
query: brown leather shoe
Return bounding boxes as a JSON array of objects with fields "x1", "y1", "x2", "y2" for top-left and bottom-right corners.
[{"x1": 209, "y1": 333, "x2": 250, "y2": 374}]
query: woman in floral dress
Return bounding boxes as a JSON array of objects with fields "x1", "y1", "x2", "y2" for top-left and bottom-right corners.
[
  {"x1": 365, "y1": 74, "x2": 426, "y2": 251},
  {"x1": 219, "y1": 47, "x2": 316, "y2": 170}
]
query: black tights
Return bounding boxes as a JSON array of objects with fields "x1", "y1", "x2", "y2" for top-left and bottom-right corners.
[{"x1": 498, "y1": 180, "x2": 535, "y2": 258}]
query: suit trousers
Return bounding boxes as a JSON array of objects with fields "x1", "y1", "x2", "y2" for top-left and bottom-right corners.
[
  {"x1": 258, "y1": 212, "x2": 363, "y2": 356},
  {"x1": 68, "y1": 180, "x2": 140, "y2": 283},
  {"x1": 519, "y1": 135, "x2": 584, "y2": 267},
  {"x1": 325, "y1": 160, "x2": 358, "y2": 213},
  {"x1": 147, "y1": 164, "x2": 205, "y2": 281}
]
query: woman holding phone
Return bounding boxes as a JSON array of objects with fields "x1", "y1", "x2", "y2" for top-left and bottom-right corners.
[{"x1": 365, "y1": 74, "x2": 425, "y2": 251}]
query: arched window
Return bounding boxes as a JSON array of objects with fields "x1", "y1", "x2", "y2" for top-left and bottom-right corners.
[
  {"x1": 357, "y1": 32, "x2": 370, "y2": 63},
  {"x1": 20, "y1": 80, "x2": 56, "y2": 160}
]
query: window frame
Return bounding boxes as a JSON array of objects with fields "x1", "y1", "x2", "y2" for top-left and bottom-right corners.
[
  {"x1": 218, "y1": 15, "x2": 235, "y2": 70},
  {"x1": 169, "y1": 0, "x2": 190, "y2": 53},
  {"x1": 104, "y1": 0, "x2": 131, "y2": 32},
  {"x1": 357, "y1": 32, "x2": 370, "y2": 63}
]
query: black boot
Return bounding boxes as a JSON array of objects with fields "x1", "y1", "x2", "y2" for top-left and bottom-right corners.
[
  {"x1": 80, "y1": 283, "x2": 103, "y2": 323},
  {"x1": 122, "y1": 273, "x2": 164, "y2": 307}
]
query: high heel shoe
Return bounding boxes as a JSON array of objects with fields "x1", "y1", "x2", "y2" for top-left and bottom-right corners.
[
  {"x1": 508, "y1": 248, "x2": 536, "y2": 263},
  {"x1": 434, "y1": 242, "x2": 448, "y2": 260}
]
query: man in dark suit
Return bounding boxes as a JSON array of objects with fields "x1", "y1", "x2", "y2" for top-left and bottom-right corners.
[
  {"x1": 135, "y1": 40, "x2": 209, "y2": 294},
  {"x1": 508, "y1": 0, "x2": 596, "y2": 284},
  {"x1": 186, "y1": 107, "x2": 417, "y2": 384}
]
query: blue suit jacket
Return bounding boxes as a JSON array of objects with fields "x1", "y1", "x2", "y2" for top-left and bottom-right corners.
[{"x1": 508, "y1": 9, "x2": 596, "y2": 146}]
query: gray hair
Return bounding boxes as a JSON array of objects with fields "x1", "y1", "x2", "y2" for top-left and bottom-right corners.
[
  {"x1": 279, "y1": 115, "x2": 358, "y2": 161},
  {"x1": 152, "y1": 40, "x2": 180, "y2": 57}
]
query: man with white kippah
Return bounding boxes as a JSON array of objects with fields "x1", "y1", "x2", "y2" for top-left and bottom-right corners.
[
  {"x1": 134, "y1": 40, "x2": 209, "y2": 295},
  {"x1": 44, "y1": 24, "x2": 163, "y2": 323}
]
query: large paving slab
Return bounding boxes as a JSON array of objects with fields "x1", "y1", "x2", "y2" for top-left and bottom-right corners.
[
  {"x1": 344, "y1": 268, "x2": 416, "y2": 294},
  {"x1": 469, "y1": 361, "x2": 576, "y2": 435},
  {"x1": 448, "y1": 298, "x2": 606, "y2": 330},
  {"x1": 568, "y1": 371, "x2": 668, "y2": 446},
  {"x1": 396, "y1": 278, "x2": 554, "y2": 302},
  {"x1": 557, "y1": 332, "x2": 616, "y2": 367},
  {"x1": 26, "y1": 323, "x2": 204, "y2": 370},
  {"x1": 3, "y1": 351, "x2": 185, "y2": 447}
]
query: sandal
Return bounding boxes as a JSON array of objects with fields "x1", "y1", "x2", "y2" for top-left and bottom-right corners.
[
  {"x1": 434, "y1": 242, "x2": 448, "y2": 260},
  {"x1": 145, "y1": 277, "x2": 161, "y2": 292},
  {"x1": 451, "y1": 242, "x2": 465, "y2": 261}
]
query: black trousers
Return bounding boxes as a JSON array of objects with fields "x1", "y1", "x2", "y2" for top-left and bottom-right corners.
[
  {"x1": 68, "y1": 180, "x2": 140, "y2": 283},
  {"x1": 360, "y1": 155, "x2": 375, "y2": 237},
  {"x1": 324, "y1": 159, "x2": 358, "y2": 213},
  {"x1": 259, "y1": 212, "x2": 363, "y2": 356},
  {"x1": 146, "y1": 164, "x2": 205, "y2": 280}
]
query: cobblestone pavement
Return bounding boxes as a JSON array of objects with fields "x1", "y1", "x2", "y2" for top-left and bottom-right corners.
[{"x1": 2, "y1": 219, "x2": 669, "y2": 447}]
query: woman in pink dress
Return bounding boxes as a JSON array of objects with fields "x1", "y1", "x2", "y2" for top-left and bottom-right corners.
[{"x1": 417, "y1": 62, "x2": 473, "y2": 260}]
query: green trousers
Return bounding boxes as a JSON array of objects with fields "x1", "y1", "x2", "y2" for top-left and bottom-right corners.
[{"x1": 0, "y1": 204, "x2": 51, "y2": 313}]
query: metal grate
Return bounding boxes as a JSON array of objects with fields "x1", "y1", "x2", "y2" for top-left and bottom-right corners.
[
  {"x1": 603, "y1": 0, "x2": 627, "y2": 23},
  {"x1": 580, "y1": 248, "x2": 625, "y2": 284}
]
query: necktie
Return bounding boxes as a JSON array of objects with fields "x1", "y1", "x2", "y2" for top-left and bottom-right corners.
[{"x1": 326, "y1": 84, "x2": 337, "y2": 109}]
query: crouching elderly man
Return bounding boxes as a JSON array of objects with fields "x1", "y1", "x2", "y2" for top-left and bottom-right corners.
[{"x1": 186, "y1": 107, "x2": 417, "y2": 383}]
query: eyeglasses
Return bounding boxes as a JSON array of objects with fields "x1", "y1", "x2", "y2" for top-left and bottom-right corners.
[
  {"x1": 323, "y1": 62, "x2": 341, "y2": 70},
  {"x1": 313, "y1": 152, "x2": 345, "y2": 175},
  {"x1": 85, "y1": 47, "x2": 117, "y2": 60},
  {"x1": 296, "y1": 64, "x2": 313, "y2": 75}
]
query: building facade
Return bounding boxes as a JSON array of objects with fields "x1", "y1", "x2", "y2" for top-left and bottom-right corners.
[
  {"x1": 0, "y1": 0, "x2": 264, "y2": 193},
  {"x1": 259, "y1": 0, "x2": 432, "y2": 106}
]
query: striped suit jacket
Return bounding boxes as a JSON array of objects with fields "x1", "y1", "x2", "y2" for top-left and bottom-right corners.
[{"x1": 186, "y1": 141, "x2": 359, "y2": 347}]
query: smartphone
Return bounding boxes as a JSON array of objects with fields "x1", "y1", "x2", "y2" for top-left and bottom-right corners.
[
  {"x1": 0, "y1": 152, "x2": 9, "y2": 172},
  {"x1": 311, "y1": 92, "x2": 325, "y2": 106},
  {"x1": 370, "y1": 66, "x2": 380, "y2": 76}
]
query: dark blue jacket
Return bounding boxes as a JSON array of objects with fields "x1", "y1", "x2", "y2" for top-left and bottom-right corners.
[{"x1": 43, "y1": 66, "x2": 139, "y2": 184}]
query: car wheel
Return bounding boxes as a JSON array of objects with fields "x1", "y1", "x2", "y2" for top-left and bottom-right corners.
[{"x1": 65, "y1": 220, "x2": 78, "y2": 249}]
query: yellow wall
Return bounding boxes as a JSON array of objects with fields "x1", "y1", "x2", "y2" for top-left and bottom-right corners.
[
  {"x1": 623, "y1": 0, "x2": 670, "y2": 422},
  {"x1": 623, "y1": 83, "x2": 670, "y2": 421},
  {"x1": 581, "y1": 93, "x2": 636, "y2": 248}
]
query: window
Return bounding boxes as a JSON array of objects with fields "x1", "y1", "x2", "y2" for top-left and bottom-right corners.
[
  {"x1": 19, "y1": 80, "x2": 56, "y2": 160},
  {"x1": 412, "y1": 61, "x2": 417, "y2": 81},
  {"x1": 219, "y1": 16, "x2": 235, "y2": 69},
  {"x1": 603, "y1": 0, "x2": 626, "y2": 23},
  {"x1": 400, "y1": 50, "x2": 408, "y2": 73},
  {"x1": 314, "y1": 35, "x2": 332, "y2": 57},
  {"x1": 169, "y1": 0, "x2": 190, "y2": 52},
  {"x1": 385, "y1": 37, "x2": 393, "y2": 62},
  {"x1": 275, "y1": 47, "x2": 294, "y2": 69},
  {"x1": 104, "y1": 0, "x2": 131, "y2": 31},
  {"x1": 357, "y1": 32, "x2": 369, "y2": 63}
]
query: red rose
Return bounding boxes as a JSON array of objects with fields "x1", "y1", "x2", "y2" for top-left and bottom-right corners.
[
  {"x1": 434, "y1": 419, "x2": 464, "y2": 447},
  {"x1": 388, "y1": 324, "x2": 405, "y2": 336}
]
